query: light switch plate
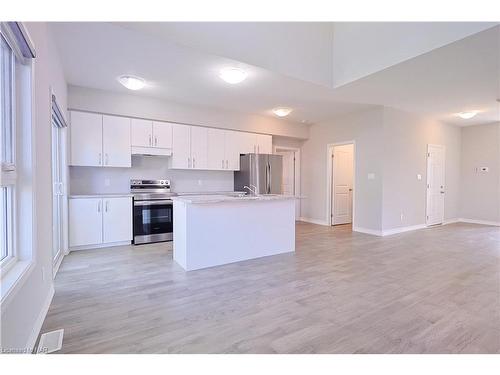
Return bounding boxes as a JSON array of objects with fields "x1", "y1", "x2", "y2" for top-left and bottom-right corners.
[
  {"x1": 417, "y1": 174, "x2": 422, "y2": 180},
  {"x1": 367, "y1": 173, "x2": 375, "y2": 180}
]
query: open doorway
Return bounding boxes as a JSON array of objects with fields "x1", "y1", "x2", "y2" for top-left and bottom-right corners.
[
  {"x1": 274, "y1": 146, "x2": 301, "y2": 219},
  {"x1": 327, "y1": 142, "x2": 355, "y2": 227}
]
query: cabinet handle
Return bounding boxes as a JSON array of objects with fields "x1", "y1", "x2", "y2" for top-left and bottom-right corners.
[
  {"x1": 105, "y1": 200, "x2": 109, "y2": 212},
  {"x1": 222, "y1": 159, "x2": 224, "y2": 169},
  {"x1": 105, "y1": 153, "x2": 109, "y2": 166},
  {"x1": 98, "y1": 153, "x2": 102, "y2": 165},
  {"x1": 149, "y1": 135, "x2": 152, "y2": 146},
  {"x1": 193, "y1": 157, "x2": 195, "y2": 168},
  {"x1": 154, "y1": 136, "x2": 157, "y2": 147},
  {"x1": 188, "y1": 157, "x2": 191, "y2": 168},
  {"x1": 97, "y1": 201, "x2": 101, "y2": 213},
  {"x1": 226, "y1": 160, "x2": 228, "y2": 169}
]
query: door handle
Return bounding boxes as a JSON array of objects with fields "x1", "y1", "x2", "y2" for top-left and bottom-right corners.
[
  {"x1": 105, "y1": 200, "x2": 109, "y2": 212},
  {"x1": 97, "y1": 201, "x2": 101, "y2": 213},
  {"x1": 440, "y1": 191, "x2": 445, "y2": 194},
  {"x1": 349, "y1": 188, "x2": 353, "y2": 192}
]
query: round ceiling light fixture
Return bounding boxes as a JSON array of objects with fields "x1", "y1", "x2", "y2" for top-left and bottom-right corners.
[
  {"x1": 118, "y1": 75, "x2": 146, "y2": 90},
  {"x1": 273, "y1": 107, "x2": 293, "y2": 117},
  {"x1": 219, "y1": 67, "x2": 248, "y2": 84},
  {"x1": 457, "y1": 111, "x2": 478, "y2": 119}
]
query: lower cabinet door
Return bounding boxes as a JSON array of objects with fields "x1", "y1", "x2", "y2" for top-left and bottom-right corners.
[
  {"x1": 69, "y1": 198, "x2": 103, "y2": 247},
  {"x1": 103, "y1": 197, "x2": 133, "y2": 243}
]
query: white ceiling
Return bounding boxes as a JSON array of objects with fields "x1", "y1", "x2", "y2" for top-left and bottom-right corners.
[{"x1": 50, "y1": 22, "x2": 499, "y2": 127}]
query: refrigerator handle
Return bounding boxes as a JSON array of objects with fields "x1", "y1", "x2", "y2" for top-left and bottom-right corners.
[{"x1": 267, "y1": 162, "x2": 271, "y2": 194}]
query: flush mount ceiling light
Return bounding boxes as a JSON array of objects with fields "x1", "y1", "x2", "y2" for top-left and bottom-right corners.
[
  {"x1": 457, "y1": 111, "x2": 478, "y2": 119},
  {"x1": 219, "y1": 67, "x2": 247, "y2": 84},
  {"x1": 273, "y1": 107, "x2": 293, "y2": 117},
  {"x1": 118, "y1": 75, "x2": 146, "y2": 90}
]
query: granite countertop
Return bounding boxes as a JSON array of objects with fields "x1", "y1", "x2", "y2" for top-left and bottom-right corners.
[{"x1": 171, "y1": 194, "x2": 300, "y2": 204}]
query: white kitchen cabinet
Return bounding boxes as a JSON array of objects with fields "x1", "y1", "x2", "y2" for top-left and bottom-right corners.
[
  {"x1": 103, "y1": 115, "x2": 131, "y2": 167},
  {"x1": 171, "y1": 124, "x2": 191, "y2": 168},
  {"x1": 190, "y1": 126, "x2": 208, "y2": 169},
  {"x1": 152, "y1": 121, "x2": 172, "y2": 149},
  {"x1": 131, "y1": 118, "x2": 153, "y2": 147},
  {"x1": 103, "y1": 197, "x2": 133, "y2": 243},
  {"x1": 70, "y1": 111, "x2": 103, "y2": 166},
  {"x1": 69, "y1": 198, "x2": 103, "y2": 247},
  {"x1": 240, "y1": 132, "x2": 256, "y2": 154},
  {"x1": 255, "y1": 133, "x2": 273, "y2": 154},
  {"x1": 207, "y1": 128, "x2": 226, "y2": 170},
  {"x1": 69, "y1": 196, "x2": 132, "y2": 249}
]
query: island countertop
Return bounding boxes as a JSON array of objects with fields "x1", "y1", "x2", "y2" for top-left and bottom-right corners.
[{"x1": 171, "y1": 194, "x2": 300, "y2": 204}]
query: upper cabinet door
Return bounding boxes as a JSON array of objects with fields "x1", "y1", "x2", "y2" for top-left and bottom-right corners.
[
  {"x1": 207, "y1": 128, "x2": 226, "y2": 170},
  {"x1": 70, "y1": 111, "x2": 103, "y2": 166},
  {"x1": 240, "y1": 132, "x2": 256, "y2": 154},
  {"x1": 153, "y1": 121, "x2": 172, "y2": 149},
  {"x1": 103, "y1": 115, "x2": 131, "y2": 167},
  {"x1": 190, "y1": 126, "x2": 208, "y2": 170},
  {"x1": 255, "y1": 134, "x2": 273, "y2": 154},
  {"x1": 131, "y1": 118, "x2": 153, "y2": 147},
  {"x1": 225, "y1": 130, "x2": 241, "y2": 171},
  {"x1": 171, "y1": 124, "x2": 191, "y2": 169}
]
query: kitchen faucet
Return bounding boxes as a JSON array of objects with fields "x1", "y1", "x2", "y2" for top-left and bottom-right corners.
[{"x1": 243, "y1": 185, "x2": 258, "y2": 195}]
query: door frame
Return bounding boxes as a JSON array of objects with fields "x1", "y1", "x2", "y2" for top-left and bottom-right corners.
[
  {"x1": 327, "y1": 141, "x2": 356, "y2": 226},
  {"x1": 426, "y1": 143, "x2": 446, "y2": 226},
  {"x1": 273, "y1": 145, "x2": 301, "y2": 218}
]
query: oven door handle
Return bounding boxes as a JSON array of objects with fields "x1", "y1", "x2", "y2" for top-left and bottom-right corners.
[{"x1": 134, "y1": 200, "x2": 173, "y2": 206}]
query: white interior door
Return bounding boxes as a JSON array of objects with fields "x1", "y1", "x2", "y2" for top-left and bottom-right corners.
[
  {"x1": 426, "y1": 144, "x2": 445, "y2": 226},
  {"x1": 332, "y1": 144, "x2": 354, "y2": 225}
]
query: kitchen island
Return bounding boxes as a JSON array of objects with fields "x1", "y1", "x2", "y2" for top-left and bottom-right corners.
[{"x1": 172, "y1": 194, "x2": 296, "y2": 271}]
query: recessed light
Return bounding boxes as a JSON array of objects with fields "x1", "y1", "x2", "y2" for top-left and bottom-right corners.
[
  {"x1": 219, "y1": 67, "x2": 247, "y2": 84},
  {"x1": 118, "y1": 75, "x2": 146, "y2": 90},
  {"x1": 273, "y1": 107, "x2": 293, "y2": 117},
  {"x1": 457, "y1": 111, "x2": 478, "y2": 119}
]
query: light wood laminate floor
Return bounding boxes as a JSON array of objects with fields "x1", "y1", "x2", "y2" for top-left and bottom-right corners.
[{"x1": 40, "y1": 222, "x2": 500, "y2": 353}]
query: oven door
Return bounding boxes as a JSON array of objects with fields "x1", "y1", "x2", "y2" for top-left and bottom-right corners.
[{"x1": 133, "y1": 199, "x2": 173, "y2": 244}]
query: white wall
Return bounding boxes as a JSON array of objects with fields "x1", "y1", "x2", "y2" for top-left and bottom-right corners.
[
  {"x1": 70, "y1": 156, "x2": 234, "y2": 195},
  {"x1": 1, "y1": 22, "x2": 67, "y2": 349},
  {"x1": 460, "y1": 123, "x2": 500, "y2": 223},
  {"x1": 381, "y1": 108, "x2": 461, "y2": 230},
  {"x1": 332, "y1": 22, "x2": 497, "y2": 87},
  {"x1": 301, "y1": 108, "x2": 385, "y2": 230},
  {"x1": 68, "y1": 86, "x2": 309, "y2": 140}
]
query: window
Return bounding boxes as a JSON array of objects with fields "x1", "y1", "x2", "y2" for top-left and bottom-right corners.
[{"x1": 0, "y1": 33, "x2": 16, "y2": 267}]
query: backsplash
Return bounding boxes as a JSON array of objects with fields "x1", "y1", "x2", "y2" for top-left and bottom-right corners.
[{"x1": 69, "y1": 155, "x2": 234, "y2": 195}]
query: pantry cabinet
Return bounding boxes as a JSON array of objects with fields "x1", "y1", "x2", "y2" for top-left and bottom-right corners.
[
  {"x1": 70, "y1": 111, "x2": 131, "y2": 167},
  {"x1": 69, "y1": 196, "x2": 132, "y2": 249}
]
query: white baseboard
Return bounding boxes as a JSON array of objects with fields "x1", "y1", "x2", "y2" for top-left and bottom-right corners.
[
  {"x1": 26, "y1": 285, "x2": 55, "y2": 353},
  {"x1": 382, "y1": 224, "x2": 427, "y2": 236},
  {"x1": 443, "y1": 218, "x2": 460, "y2": 225},
  {"x1": 458, "y1": 218, "x2": 500, "y2": 226},
  {"x1": 298, "y1": 217, "x2": 329, "y2": 226},
  {"x1": 70, "y1": 240, "x2": 132, "y2": 252},
  {"x1": 352, "y1": 227, "x2": 383, "y2": 236}
]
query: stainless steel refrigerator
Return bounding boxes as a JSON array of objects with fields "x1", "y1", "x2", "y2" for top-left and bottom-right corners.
[{"x1": 234, "y1": 154, "x2": 283, "y2": 194}]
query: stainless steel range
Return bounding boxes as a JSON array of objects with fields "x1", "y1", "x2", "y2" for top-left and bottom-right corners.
[{"x1": 131, "y1": 179, "x2": 176, "y2": 245}]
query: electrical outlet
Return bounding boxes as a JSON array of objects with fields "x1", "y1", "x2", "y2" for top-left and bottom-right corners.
[
  {"x1": 367, "y1": 173, "x2": 375, "y2": 180},
  {"x1": 417, "y1": 174, "x2": 422, "y2": 180}
]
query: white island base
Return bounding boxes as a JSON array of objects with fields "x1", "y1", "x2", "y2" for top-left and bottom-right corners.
[{"x1": 172, "y1": 196, "x2": 296, "y2": 271}]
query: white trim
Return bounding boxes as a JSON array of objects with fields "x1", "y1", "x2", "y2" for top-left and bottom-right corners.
[
  {"x1": 0, "y1": 260, "x2": 34, "y2": 306},
  {"x1": 326, "y1": 141, "x2": 356, "y2": 227},
  {"x1": 53, "y1": 251, "x2": 64, "y2": 278},
  {"x1": 69, "y1": 240, "x2": 132, "y2": 252},
  {"x1": 26, "y1": 285, "x2": 54, "y2": 353},
  {"x1": 458, "y1": 218, "x2": 500, "y2": 226},
  {"x1": 353, "y1": 227, "x2": 383, "y2": 236},
  {"x1": 298, "y1": 217, "x2": 329, "y2": 226},
  {"x1": 443, "y1": 218, "x2": 460, "y2": 225}
]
